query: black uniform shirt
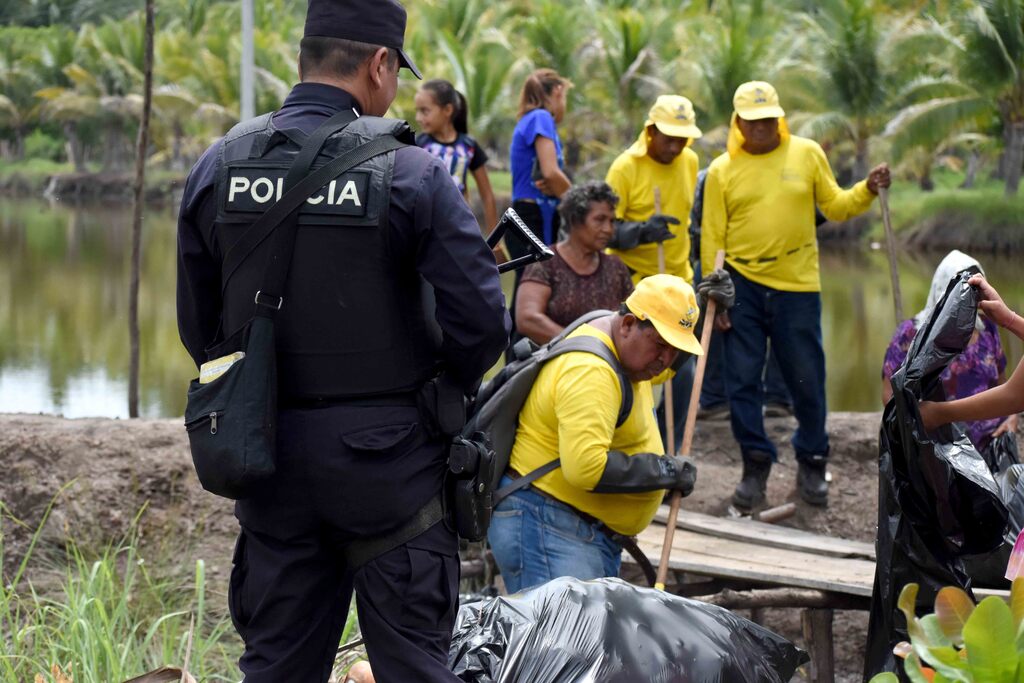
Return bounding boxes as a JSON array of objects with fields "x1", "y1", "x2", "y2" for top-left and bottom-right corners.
[{"x1": 176, "y1": 83, "x2": 510, "y2": 391}]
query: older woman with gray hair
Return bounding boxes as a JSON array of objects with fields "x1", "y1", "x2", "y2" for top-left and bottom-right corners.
[
  {"x1": 515, "y1": 181, "x2": 635, "y2": 345},
  {"x1": 881, "y1": 249, "x2": 1017, "y2": 450}
]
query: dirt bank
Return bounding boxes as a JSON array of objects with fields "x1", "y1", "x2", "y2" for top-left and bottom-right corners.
[{"x1": 0, "y1": 411, "x2": 888, "y2": 681}]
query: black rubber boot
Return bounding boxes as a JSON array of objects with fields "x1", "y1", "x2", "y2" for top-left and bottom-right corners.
[
  {"x1": 797, "y1": 456, "x2": 829, "y2": 506},
  {"x1": 732, "y1": 451, "x2": 772, "y2": 511}
]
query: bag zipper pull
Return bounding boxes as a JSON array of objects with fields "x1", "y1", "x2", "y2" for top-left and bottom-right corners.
[{"x1": 210, "y1": 412, "x2": 218, "y2": 435}]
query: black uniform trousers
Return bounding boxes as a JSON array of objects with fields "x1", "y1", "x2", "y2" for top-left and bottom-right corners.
[{"x1": 229, "y1": 403, "x2": 461, "y2": 683}]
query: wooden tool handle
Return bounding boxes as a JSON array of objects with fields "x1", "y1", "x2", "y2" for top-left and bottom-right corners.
[{"x1": 654, "y1": 248, "x2": 725, "y2": 590}]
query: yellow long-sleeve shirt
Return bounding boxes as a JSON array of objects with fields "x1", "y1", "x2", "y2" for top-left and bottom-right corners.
[
  {"x1": 700, "y1": 135, "x2": 875, "y2": 292},
  {"x1": 606, "y1": 146, "x2": 697, "y2": 284},
  {"x1": 508, "y1": 324, "x2": 665, "y2": 536}
]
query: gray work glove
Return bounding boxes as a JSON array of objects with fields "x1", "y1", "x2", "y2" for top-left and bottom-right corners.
[
  {"x1": 672, "y1": 455, "x2": 697, "y2": 497},
  {"x1": 607, "y1": 214, "x2": 679, "y2": 250},
  {"x1": 592, "y1": 451, "x2": 698, "y2": 495},
  {"x1": 696, "y1": 268, "x2": 735, "y2": 309}
]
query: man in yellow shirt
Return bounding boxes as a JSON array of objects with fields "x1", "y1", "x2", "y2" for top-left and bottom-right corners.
[
  {"x1": 488, "y1": 275, "x2": 721, "y2": 593},
  {"x1": 701, "y1": 81, "x2": 891, "y2": 509},
  {"x1": 605, "y1": 95, "x2": 712, "y2": 454},
  {"x1": 606, "y1": 95, "x2": 702, "y2": 284}
]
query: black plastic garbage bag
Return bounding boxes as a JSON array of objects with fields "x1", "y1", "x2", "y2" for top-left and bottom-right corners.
[
  {"x1": 964, "y1": 434, "x2": 1023, "y2": 586},
  {"x1": 448, "y1": 577, "x2": 807, "y2": 683},
  {"x1": 864, "y1": 269, "x2": 1009, "y2": 680}
]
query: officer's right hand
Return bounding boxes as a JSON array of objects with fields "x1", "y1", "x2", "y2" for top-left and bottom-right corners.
[
  {"x1": 638, "y1": 214, "x2": 680, "y2": 245},
  {"x1": 670, "y1": 455, "x2": 697, "y2": 497}
]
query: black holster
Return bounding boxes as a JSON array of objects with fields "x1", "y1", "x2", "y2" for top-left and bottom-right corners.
[
  {"x1": 446, "y1": 433, "x2": 495, "y2": 542},
  {"x1": 417, "y1": 374, "x2": 494, "y2": 541}
]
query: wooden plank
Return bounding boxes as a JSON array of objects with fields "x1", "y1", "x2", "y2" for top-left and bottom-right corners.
[
  {"x1": 653, "y1": 506, "x2": 876, "y2": 560},
  {"x1": 628, "y1": 523, "x2": 1012, "y2": 603},
  {"x1": 633, "y1": 525, "x2": 878, "y2": 597}
]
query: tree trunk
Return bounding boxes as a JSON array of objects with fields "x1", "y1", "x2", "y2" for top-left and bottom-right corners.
[
  {"x1": 171, "y1": 120, "x2": 185, "y2": 171},
  {"x1": 853, "y1": 126, "x2": 869, "y2": 181},
  {"x1": 128, "y1": 0, "x2": 155, "y2": 418},
  {"x1": 64, "y1": 122, "x2": 86, "y2": 172},
  {"x1": 918, "y1": 166, "x2": 934, "y2": 191},
  {"x1": 1003, "y1": 119, "x2": 1024, "y2": 197},
  {"x1": 960, "y1": 149, "x2": 981, "y2": 189}
]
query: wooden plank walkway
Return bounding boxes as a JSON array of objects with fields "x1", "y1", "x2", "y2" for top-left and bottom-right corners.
[
  {"x1": 635, "y1": 523, "x2": 878, "y2": 596},
  {"x1": 632, "y1": 512, "x2": 1008, "y2": 601},
  {"x1": 653, "y1": 506, "x2": 876, "y2": 560}
]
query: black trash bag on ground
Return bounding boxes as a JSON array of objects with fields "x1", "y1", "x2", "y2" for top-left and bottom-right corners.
[
  {"x1": 864, "y1": 268, "x2": 1009, "y2": 680},
  {"x1": 964, "y1": 434, "x2": 1022, "y2": 586},
  {"x1": 448, "y1": 577, "x2": 807, "y2": 683}
]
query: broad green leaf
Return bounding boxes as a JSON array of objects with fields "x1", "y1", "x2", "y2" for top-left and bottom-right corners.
[
  {"x1": 963, "y1": 596, "x2": 1018, "y2": 683},
  {"x1": 868, "y1": 674, "x2": 899, "y2": 683},
  {"x1": 1011, "y1": 578, "x2": 1024, "y2": 628},
  {"x1": 899, "y1": 583, "x2": 922, "y2": 638},
  {"x1": 905, "y1": 652, "x2": 936, "y2": 683},
  {"x1": 921, "y1": 615, "x2": 955, "y2": 648},
  {"x1": 917, "y1": 645, "x2": 971, "y2": 682},
  {"x1": 935, "y1": 587, "x2": 975, "y2": 645}
]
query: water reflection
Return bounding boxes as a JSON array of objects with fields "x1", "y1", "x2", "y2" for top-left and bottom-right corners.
[
  {"x1": 0, "y1": 199, "x2": 193, "y2": 417},
  {"x1": 0, "y1": 197, "x2": 1021, "y2": 417}
]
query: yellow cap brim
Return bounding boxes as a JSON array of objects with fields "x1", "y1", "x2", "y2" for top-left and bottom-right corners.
[
  {"x1": 735, "y1": 105, "x2": 786, "y2": 121},
  {"x1": 652, "y1": 120, "x2": 703, "y2": 140},
  {"x1": 648, "y1": 317, "x2": 704, "y2": 356}
]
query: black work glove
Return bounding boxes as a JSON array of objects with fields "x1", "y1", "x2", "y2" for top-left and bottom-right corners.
[
  {"x1": 608, "y1": 215, "x2": 680, "y2": 250},
  {"x1": 593, "y1": 450, "x2": 697, "y2": 494},
  {"x1": 671, "y1": 455, "x2": 697, "y2": 497},
  {"x1": 696, "y1": 268, "x2": 735, "y2": 309}
]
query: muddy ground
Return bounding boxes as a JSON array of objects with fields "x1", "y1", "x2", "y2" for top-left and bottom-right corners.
[{"x1": 0, "y1": 411, "x2": 920, "y2": 681}]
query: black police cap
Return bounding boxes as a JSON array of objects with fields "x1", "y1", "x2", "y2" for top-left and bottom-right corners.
[{"x1": 303, "y1": 0, "x2": 422, "y2": 79}]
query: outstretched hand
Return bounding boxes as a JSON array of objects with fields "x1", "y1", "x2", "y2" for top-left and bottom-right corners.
[{"x1": 970, "y1": 274, "x2": 1016, "y2": 328}]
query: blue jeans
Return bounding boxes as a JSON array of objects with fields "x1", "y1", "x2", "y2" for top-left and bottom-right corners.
[
  {"x1": 722, "y1": 270, "x2": 829, "y2": 464},
  {"x1": 658, "y1": 354, "x2": 696, "y2": 454},
  {"x1": 487, "y1": 477, "x2": 622, "y2": 594}
]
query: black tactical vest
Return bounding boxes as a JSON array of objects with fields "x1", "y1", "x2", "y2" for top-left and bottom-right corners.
[{"x1": 213, "y1": 112, "x2": 438, "y2": 401}]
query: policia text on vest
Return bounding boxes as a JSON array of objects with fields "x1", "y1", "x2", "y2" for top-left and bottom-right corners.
[{"x1": 224, "y1": 165, "x2": 369, "y2": 216}]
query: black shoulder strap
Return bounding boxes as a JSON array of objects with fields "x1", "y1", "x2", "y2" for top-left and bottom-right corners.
[
  {"x1": 219, "y1": 111, "x2": 407, "y2": 302},
  {"x1": 493, "y1": 333, "x2": 634, "y2": 506}
]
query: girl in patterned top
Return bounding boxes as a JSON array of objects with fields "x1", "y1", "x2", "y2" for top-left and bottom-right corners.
[
  {"x1": 414, "y1": 79, "x2": 498, "y2": 231},
  {"x1": 882, "y1": 250, "x2": 1017, "y2": 449}
]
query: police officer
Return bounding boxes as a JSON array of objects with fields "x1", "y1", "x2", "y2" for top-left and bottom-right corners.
[{"x1": 175, "y1": 1, "x2": 510, "y2": 681}]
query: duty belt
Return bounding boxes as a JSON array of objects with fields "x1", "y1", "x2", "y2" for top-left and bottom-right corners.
[
  {"x1": 729, "y1": 241, "x2": 814, "y2": 265},
  {"x1": 506, "y1": 469, "x2": 658, "y2": 587}
]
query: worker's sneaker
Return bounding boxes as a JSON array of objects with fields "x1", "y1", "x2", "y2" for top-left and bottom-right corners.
[
  {"x1": 797, "y1": 456, "x2": 829, "y2": 506},
  {"x1": 732, "y1": 451, "x2": 772, "y2": 511}
]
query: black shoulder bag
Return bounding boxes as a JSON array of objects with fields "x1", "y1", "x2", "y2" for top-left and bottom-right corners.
[{"x1": 184, "y1": 111, "x2": 406, "y2": 499}]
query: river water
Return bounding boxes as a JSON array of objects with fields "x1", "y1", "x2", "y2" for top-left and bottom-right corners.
[{"x1": 1, "y1": 198, "x2": 1021, "y2": 418}]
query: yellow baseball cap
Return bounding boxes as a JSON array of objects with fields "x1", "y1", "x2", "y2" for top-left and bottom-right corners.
[
  {"x1": 645, "y1": 95, "x2": 702, "y2": 140},
  {"x1": 625, "y1": 274, "x2": 703, "y2": 356},
  {"x1": 733, "y1": 81, "x2": 786, "y2": 120}
]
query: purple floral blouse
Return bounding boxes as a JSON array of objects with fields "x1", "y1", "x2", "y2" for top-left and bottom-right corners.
[{"x1": 882, "y1": 317, "x2": 1007, "y2": 448}]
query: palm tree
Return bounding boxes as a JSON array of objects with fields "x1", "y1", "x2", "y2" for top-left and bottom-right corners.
[
  {"x1": 794, "y1": 1, "x2": 950, "y2": 180},
  {"x1": 676, "y1": 0, "x2": 801, "y2": 130},
  {"x1": 884, "y1": 0, "x2": 1024, "y2": 196}
]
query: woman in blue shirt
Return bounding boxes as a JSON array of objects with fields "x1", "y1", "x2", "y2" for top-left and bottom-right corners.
[{"x1": 509, "y1": 68, "x2": 572, "y2": 251}]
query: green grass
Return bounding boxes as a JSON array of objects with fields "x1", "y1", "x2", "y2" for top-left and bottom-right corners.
[
  {"x1": 869, "y1": 168, "x2": 1024, "y2": 249},
  {"x1": 488, "y1": 170, "x2": 511, "y2": 196},
  {"x1": 0, "y1": 497, "x2": 364, "y2": 682}
]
